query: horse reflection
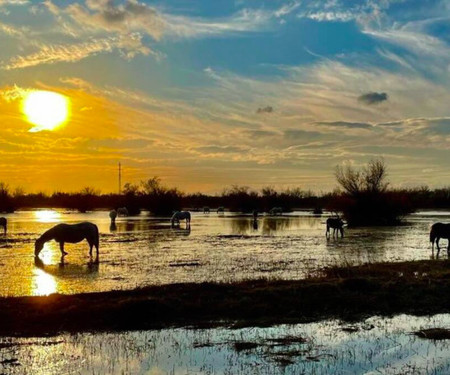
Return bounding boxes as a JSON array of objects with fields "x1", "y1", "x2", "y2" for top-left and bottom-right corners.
[
  {"x1": 34, "y1": 255, "x2": 99, "y2": 275},
  {"x1": 172, "y1": 226, "x2": 191, "y2": 237},
  {"x1": 0, "y1": 217, "x2": 6, "y2": 235}
]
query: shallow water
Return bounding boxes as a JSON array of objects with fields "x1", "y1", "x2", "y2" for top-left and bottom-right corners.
[
  {"x1": 0, "y1": 209, "x2": 445, "y2": 296},
  {"x1": 2, "y1": 314, "x2": 450, "y2": 374}
]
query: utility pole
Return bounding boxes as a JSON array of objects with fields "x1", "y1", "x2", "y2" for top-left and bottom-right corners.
[{"x1": 118, "y1": 162, "x2": 122, "y2": 195}]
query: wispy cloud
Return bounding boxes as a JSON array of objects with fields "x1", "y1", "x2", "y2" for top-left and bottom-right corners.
[{"x1": 1, "y1": 34, "x2": 154, "y2": 70}]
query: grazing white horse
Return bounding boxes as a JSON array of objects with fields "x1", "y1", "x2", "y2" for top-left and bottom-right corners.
[
  {"x1": 326, "y1": 217, "x2": 344, "y2": 238},
  {"x1": 0, "y1": 217, "x2": 6, "y2": 234},
  {"x1": 117, "y1": 207, "x2": 129, "y2": 216},
  {"x1": 171, "y1": 211, "x2": 191, "y2": 228},
  {"x1": 430, "y1": 222, "x2": 450, "y2": 257},
  {"x1": 109, "y1": 210, "x2": 117, "y2": 223},
  {"x1": 35, "y1": 222, "x2": 99, "y2": 259},
  {"x1": 269, "y1": 207, "x2": 283, "y2": 216}
]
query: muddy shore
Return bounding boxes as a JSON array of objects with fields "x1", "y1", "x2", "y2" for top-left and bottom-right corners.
[{"x1": 2, "y1": 259, "x2": 450, "y2": 336}]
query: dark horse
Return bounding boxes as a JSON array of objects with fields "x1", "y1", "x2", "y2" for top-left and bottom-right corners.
[
  {"x1": 430, "y1": 222, "x2": 450, "y2": 257},
  {"x1": 35, "y1": 222, "x2": 99, "y2": 261},
  {"x1": 326, "y1": 217, "x2": 344, "y2": 238}
]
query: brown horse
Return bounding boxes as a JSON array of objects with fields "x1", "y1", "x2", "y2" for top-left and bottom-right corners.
[
  {"x1": 35, "y1": 222, "x2": 99, "y2": 261},
  {"x1": 430, "y1": 222, "x2": 450, "y2": 257},
  {"x1": 326, "y1": 217, "x2": 344, "y2": 238}
]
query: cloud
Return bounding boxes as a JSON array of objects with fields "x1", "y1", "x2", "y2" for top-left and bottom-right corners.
[
  {"x1": 358, "y1": 92, "x2": 388, "y2": 105},
  {"x1": 256, "y1": 105, "x2": 274, "y2": 114},
  {"x1": 0, "y1": 85, "x2": 29, "y2": 101},
  {"x1": 44, "y1": 0, "x2": 282, "y2": 41},
  {"x1": 0, "y1": 0, "x2": 28, "y2": 5},
  {"x1": 242, "y1": 129, "x2": 278, "y2": 138},
  {"x1": 60, "y1": 0, "x2": 165, "y2": 40},
  {"x1": 193, "y1": 145, "x2": 248, "y2": 154},
  {"x1": 1, "y1": 34, "x2": 154, "y2": 70},
  {"x1": 299, "y1": 11, "x2": 354, "y2": 22},
  {"x1": 315, "y1": 121, "x2": 373, "y2": 129}
]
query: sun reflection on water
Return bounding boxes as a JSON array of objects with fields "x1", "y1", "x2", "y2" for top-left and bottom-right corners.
[
  {"x1": 32, "y1": 268, "x2": 57, "y2": 296},
  {"x1": 34, "y1": 210, "x2": 61, "y2": 223}
]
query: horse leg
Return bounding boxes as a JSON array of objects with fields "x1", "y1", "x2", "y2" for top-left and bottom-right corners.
[
  {"x1": 326, "y1": 225, "x2": 329, "y2": 237},
  {"x1": 436, "y1": 238, "x2": 441, "y2": 257},
  {"x1": 88, "y1": 240, "x2": 93, "y2": 257},
  {"x1": 60, "y1": 242, "x2": 68, "y2": 256}
]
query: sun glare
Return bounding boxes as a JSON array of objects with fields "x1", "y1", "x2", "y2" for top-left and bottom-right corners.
[
  {"x1": 34, "y1": 209, "x2": 61, "y2": 223},
  {"x1": 22, "y1": 90, "x2": 69, "y2": 132}
]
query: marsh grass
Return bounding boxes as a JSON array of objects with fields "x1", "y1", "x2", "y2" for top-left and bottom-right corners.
[{"x1": 3, "y1": 259, "x2": 450, "y2": 336}]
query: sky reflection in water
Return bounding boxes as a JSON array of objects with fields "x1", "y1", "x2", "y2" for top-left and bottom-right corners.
[{"x1": 0, "y1": 209, "x2": 445, "y2": 296}]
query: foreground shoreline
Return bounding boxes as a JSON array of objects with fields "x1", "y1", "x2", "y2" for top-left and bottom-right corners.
[{"x1": 2, "y1": 259, "x2": 450, "y2": 337}]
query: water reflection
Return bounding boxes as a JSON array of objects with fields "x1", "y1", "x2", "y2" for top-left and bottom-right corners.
[
  {"x1": 230, "y1": 216, "x2": 320, "y2": 236},
  {"x1": 33, "y1": 255, "x2": 100, "y2": 296},
  {"x1": 172, "y1": 227, "x2": 191, "y2": 237},
  {"x1": 0, "y1": 210, "x2": 443, "y2": 297},
  {"x1": 3, "y1": 314, "x2": 450, "y2": 374},
  {"x1": 34, "y1": 209, "x2": 61, "y2": 223},
  {"x1": 32, "y1": 267, "x2": 56, "y2": 295}
]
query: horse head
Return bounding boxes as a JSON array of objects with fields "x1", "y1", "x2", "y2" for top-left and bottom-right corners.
[{"x1": 34, "y1": 238, "x2": 45, "y2": 257}]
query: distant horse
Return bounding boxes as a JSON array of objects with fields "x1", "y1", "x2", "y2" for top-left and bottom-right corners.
[
  {"x1": 269, "y1": 207, "x2": 283, "y2": 216},
  {"x1": 171, "y1": 211, "x2": 191, "y2": 228},
  {"x1": 430, "y1": 222, "x2": 450, "y2": 257},
  {"x1": 109, "y1": 210, "x2": 117, "y2": 223},
  {"x1": 252, "y1": 210, "x2": 258, "y2": 220},
  {"x1": 203, "y1": 207, "x2": 210, "y2": 214},
  {"x1": 0, "y1": 217, "x2": 6, "y2": 234},
  {"x1": 326, "y1": 217, "x2": 344, "y2": 238},
  {"x1": 117, "y1": 207, "x2": 129, "y2": 216},
  {"x1": 35, "y1": 222, "x2": 99, "y2": 260},
  {"x1": 217, "y1": 206, "x2": 225, "y2": 214}
]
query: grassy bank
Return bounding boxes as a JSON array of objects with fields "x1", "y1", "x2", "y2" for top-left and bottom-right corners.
[{"x1": 3, "y1": 259, "x2": 450, "y2": 336}]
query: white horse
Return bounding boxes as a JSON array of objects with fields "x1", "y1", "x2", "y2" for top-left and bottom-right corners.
[
  {"x1": 171, "y1": 211, "x2": 191, "y2": 228},
  {"x1": 117, "y1": 207, "x2": 129, "y2": 216},
  {"x1": 269, "y1": 207, "x2": 283, "y2": 216},
  {"x1": 0, "y1": 217, "x2": 6, "y2": 234},
  {"x1": 109, "y1": 210, "x2": 117, "y2": 223},
  {"x1": 35, "y1": 222, "x2": 99, "y2": 260}
]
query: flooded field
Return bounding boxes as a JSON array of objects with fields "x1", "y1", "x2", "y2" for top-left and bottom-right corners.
[
  {"x1": 2, "y1": 314, "x2": 450, "y2": 374},
  {"x1": 0, "y1": 209, "x2": 445, "y2": 296}
]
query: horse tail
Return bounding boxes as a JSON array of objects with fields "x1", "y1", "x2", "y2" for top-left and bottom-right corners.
[{"x1": 430, "y1": 225, "x2": 436, "y2": 243}]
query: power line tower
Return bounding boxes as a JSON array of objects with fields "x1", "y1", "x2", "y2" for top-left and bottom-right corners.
[{"x1": 118, "y1": 162, "x2": 122, "y2": 195}]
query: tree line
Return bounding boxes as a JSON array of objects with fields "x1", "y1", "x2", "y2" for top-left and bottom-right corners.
[{"x1": 1, "y1": 161, "x2": 450, "y2": 226}]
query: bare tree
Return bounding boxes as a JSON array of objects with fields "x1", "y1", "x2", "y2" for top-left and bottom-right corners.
[
  {"x1": 335, "y1": 164, "x2": 364, "y2": 196},
  {"x1": 363, "y1": 158, "x2": 388, "y2": 193},
  {"x1": 335, "y1": 158, "x2": 388, "y2": 196}
]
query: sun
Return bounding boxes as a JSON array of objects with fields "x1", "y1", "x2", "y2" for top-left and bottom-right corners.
[{"x1": 22, "y1": 90, "x2": 70, "y2": 132}]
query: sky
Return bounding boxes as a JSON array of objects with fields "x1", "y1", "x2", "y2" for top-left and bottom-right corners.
[{"x1": 0, "y1": 0, "x2": 449, "y2": 193}]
